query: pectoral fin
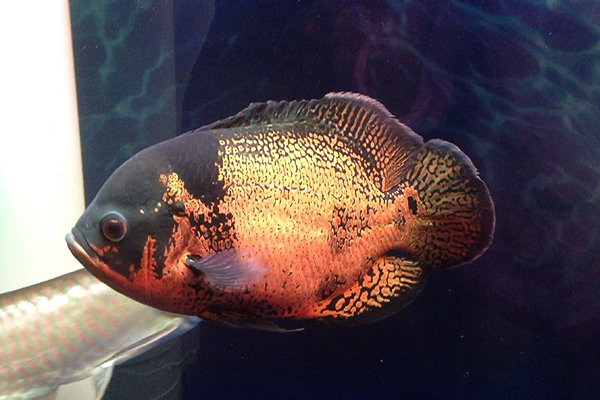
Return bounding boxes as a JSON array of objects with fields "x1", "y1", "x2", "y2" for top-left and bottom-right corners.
[{"x1": 185, "y1": 249, "x2": 267, "y2": 290}]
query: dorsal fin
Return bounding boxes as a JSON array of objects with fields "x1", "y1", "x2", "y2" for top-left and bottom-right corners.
[{"x1": 197, "y1": 92, "x2": 424, "y2": 191}]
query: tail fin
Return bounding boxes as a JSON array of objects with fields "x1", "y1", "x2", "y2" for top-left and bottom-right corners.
[{"x1": 398, "y1": 139, "x2": 495, "y2": 269}]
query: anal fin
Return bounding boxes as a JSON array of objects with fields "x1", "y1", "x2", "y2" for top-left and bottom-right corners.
[
  {"x1": 315, "y1": 254, "x2": 431, "y2": 325},
  {"x1": 201, "y1": 310, "x2": 303, "y2": 333},
  {"x1": 52, "y1": 366, "x2": 112, "y2": 400}
]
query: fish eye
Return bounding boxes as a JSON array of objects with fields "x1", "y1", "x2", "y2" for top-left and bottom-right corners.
[{"x1": 99, "y1": 212, "x2": 128, "y2": 242}]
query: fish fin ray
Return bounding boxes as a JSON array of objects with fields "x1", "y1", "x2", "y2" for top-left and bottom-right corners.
[
  {"x1": 315, "y1": 254, "x2": 430, "y2": 326},
  {"x1": 103, "y1": 316, "x2": 199, "y2": 367},
  {"x1": 91, "y1": 365, "x2": 113, "y2": 400},
  {"x1": 401, "y1": 139, "x2": 495, "y2": 268},
  {"x1": 186, "y1": 249, "x2": 267, "y2": 290},
  {"x1": 202, "y1": 311, "x2": 303, "y2": 332},
  {"x1": 52, "y1": 368, "x2": 112, "y2": 400},
  {"x1": 33, "y1": 390, "x2": 58, "y2": 400},
  {"x1": 196, "y1": 92, "x2": 424, "y2": 191}
]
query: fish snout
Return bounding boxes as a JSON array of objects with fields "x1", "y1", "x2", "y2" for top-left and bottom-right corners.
[{"x1": 66, "y1": 229, "x2": 101, "y2": 272}]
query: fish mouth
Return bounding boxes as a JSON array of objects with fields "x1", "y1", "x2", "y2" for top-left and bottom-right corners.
[{"x1": 66, "y1": 228, "x2": 101, "y2": 272}]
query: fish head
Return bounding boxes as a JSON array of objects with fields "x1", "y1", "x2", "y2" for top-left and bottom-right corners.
[{"x1": 66, "y1": 144, "x2": 191, "y2": 308}]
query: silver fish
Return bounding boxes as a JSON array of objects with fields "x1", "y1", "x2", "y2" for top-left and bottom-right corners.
[{"x1": 0, "y1": 269, "x2": 199, "y2": 400}]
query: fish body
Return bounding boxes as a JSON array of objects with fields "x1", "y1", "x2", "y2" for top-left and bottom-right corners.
[
  {"x1": 67, "y1": 93, "x2": 495, "y2": 330},
  {"x1": 0, "y1": 269, "x2": 198, "y2": 399}
]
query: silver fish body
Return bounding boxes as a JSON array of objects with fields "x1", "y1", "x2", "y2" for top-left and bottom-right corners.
[{"x1": 0, "y1": 269, "x2": 199, "y2": 400}]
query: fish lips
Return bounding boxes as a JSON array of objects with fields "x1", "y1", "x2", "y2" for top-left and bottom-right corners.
[{"x1": 66, "y1": 228, "x2": 101, "y2": 273}]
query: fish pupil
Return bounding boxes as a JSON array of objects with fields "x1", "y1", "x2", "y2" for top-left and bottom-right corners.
[{"x1": 106, "y1": 223, "x2": 122, "y2": 237}]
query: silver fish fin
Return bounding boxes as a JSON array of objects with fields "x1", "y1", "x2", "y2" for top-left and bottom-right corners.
[
  {"x1": 102, "y1": 316, "x2": 200, "y2": 368},
  {"x1": 91, "y1": 365, "x2": 113, "y2": 400},
  {"x1": 185, "y1": 249, "x2": 267, "y2": 290},
  {"x1": 34, "y1": 390, "x2": 58, "y2": 400},
  {"x1": 52, "y1": 368, "x2": 111, "y2": 400}
]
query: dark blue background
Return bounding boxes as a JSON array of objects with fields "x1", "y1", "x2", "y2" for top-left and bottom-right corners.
[{"x1": 70, "y1": 0, "x2": 600, "y2": 398}]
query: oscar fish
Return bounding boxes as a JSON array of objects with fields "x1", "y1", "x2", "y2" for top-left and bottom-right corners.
[{"x1": 66, "y1": 92, "x2": 495, "y2": 331}]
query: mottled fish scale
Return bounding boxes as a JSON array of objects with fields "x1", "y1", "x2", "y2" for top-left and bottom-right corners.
[
  {"x1": 201, "y1": 93, "x2": 424, "y2": 192},
  {"x1": 215, "y1": 130, "x2": 395, "y2": 308}
]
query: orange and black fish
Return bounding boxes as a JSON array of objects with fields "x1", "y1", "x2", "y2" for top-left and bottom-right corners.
[{"x1": 66, "y1": 93, "x2": 495, "y2": 331}]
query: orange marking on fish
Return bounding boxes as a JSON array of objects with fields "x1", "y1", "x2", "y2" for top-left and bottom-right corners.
[{"x1": 159, "y1": 172, "x2": 194, "y2": 203}]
